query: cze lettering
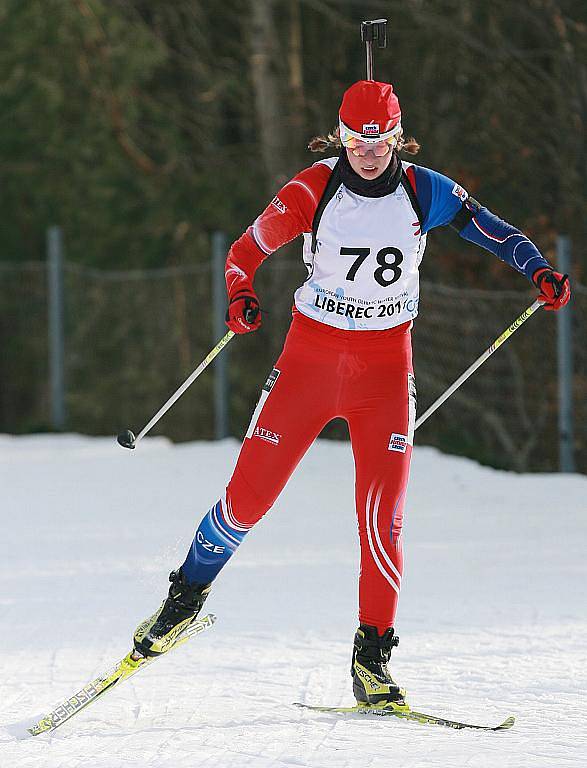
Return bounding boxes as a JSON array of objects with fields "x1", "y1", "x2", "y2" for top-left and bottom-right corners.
[{"x1": 196, "y1": 530, "x2": 225, "y2": 554}]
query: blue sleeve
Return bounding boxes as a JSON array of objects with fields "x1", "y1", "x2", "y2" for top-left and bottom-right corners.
[
  {"x1": 409, "y1": 164, "x2": 551, "y2": 282},
  {"x1": 458, "y1": 206, "x2": 551, "y2": 281},
  {"x1": 410, "y1": 165, "x2": 465, "y2": 233}
]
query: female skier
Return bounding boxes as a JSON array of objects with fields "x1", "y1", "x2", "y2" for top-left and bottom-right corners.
[{"x1": 133, "y1": 80, "x2": 570, "y2": 709}]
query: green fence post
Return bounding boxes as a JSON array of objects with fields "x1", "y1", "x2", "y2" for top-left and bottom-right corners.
[{"x1": 47, "y1": 226, "x2": 66, "y2": 431}]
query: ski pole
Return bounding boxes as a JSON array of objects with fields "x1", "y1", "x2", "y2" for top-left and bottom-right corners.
[
  {"x1": 117, "y1": 330, "x2": 235, "y2": 449},
  {"x1": 415, "y1": 299, "x2": 543, "y2": 432}
]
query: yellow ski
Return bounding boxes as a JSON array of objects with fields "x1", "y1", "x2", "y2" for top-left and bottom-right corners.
[
  {"x1": 294, "y1": 702, "x2": 515, "y2": 731},
  {"x1": 27, "y1": 613, "x2": 216, "y2": 737}
]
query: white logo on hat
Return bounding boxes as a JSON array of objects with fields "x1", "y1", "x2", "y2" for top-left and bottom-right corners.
[{"x1": 362, "y1": 122, "x2": 380, "y2": 135}]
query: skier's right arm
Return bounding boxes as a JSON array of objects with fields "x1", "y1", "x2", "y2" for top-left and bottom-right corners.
[{"x1": 225, "y1": 162, "x2": 332, "y2": 333}]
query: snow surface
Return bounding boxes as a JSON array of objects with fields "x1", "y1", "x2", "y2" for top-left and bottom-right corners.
[{"x1": 0, "y1": 434, "x2": 586, "y2": 768}]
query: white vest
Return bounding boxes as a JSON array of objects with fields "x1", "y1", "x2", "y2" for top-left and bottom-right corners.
[{"x1": 294, "y1": 158, "x2": 426, "y2": 330}]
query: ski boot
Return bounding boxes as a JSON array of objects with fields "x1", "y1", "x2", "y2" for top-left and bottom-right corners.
[
  {"x1": 351, "y1": 624, "x2": 408, "y2": 710},
  {"x1": 133, "y1": 569, "x2": 211, "y2": 658}
]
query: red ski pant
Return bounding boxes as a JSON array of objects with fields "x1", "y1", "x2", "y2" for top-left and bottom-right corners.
[{"x1": 224, "y1": 312, "x2": 415, "y2": 633}]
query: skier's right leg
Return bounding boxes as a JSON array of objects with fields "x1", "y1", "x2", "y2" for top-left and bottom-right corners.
[{"x1": 133, "y1": 316, "x2": 338, "y2": 657}]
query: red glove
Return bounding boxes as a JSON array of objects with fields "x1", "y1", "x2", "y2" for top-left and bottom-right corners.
[
  {"x1": 532, "y1": 268, "x2": 571, "y2": 311},
  {"x1": 225, "y1": 234, "x2": 266, "y2": 334},
  {"x1": 226, "y1": 291, "x2": 262, "y2": 334}
]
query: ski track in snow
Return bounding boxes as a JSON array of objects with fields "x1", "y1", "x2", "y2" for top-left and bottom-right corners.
[{"x1": 0, "y1": 434, "x2": 586, "y2": 767}]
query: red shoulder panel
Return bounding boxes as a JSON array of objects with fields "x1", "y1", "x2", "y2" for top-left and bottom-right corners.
[
  {"x1": 225, "y1": 162, "x2": 334, "y2": 297},
  {"x1": 248, "y1": 161, "x2": 333, "y2": 255},
  {"x1": 405, "y1": 164, "x2": 417, "y2": 196}
]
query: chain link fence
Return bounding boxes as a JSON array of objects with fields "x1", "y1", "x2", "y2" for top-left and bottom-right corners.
[{"x1": 1, "y1": 257, "x2": 585, "y2": 473}]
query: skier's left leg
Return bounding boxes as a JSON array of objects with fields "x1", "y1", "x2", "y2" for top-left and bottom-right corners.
[
  {"x1": 133, "y1": 314, "x2": 339, "y2": 657},
  {"x1": 346, "y1": 351, "x2": 416, "y2": 707}
]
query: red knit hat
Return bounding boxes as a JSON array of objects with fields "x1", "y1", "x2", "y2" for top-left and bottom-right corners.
[{"x1": 339, "y1": 80, "x2": 402, "y2": 140}]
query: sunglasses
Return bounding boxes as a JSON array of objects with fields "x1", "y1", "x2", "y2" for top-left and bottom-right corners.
[{"x1": 342, "y1": 137, "x2": 396, "y2": 157}]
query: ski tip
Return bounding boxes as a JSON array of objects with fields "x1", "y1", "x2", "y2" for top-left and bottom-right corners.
[
  {"x1": 496, "y1": 715, "x2": 516, "y2": 730},
  {"x1": 4, "y1": 716, "x2": 46, "y2": 740}
]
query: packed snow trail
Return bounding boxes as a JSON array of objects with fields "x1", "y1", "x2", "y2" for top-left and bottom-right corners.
[{"x1": 0, "y1": 435, "x2": 585, "y2": 767}]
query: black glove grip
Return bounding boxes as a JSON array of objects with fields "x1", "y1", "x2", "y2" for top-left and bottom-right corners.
[
  {"x1": 227, "y1": 294, "x2": 260, "y2": 325},
  {"x1": 244, "y1": 303, "x2": 259, "y2": 324},
  {"x1": 536, "y1": 270, "x2": 569, "y2": 298}
]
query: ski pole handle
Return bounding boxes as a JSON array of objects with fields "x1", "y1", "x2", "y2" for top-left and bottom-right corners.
[
  {"x1": 118, "y1": 330, "x2": 235, "y2": 449},
  {"x1": 415, "y1": 299, "x2": 543, "y2": 432}
]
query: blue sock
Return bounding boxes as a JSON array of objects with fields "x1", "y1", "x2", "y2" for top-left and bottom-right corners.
[{"x1": 181, "y1": 500, "x2": 249, "y2": 585}]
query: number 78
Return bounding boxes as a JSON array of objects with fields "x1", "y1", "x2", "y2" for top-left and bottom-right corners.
[{"x1": 340, "y1": 247, "x2": 404, "y2": 287}]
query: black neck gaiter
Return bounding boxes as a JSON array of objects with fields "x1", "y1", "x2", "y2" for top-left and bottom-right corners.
[{"x1": 338, "y1": 148, "x2": 402, "y2": 198}]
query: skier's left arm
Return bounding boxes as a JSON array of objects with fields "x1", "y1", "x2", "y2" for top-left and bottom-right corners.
[{"x1": 407, "y1": 165, "x2": 571, "y2": 310}]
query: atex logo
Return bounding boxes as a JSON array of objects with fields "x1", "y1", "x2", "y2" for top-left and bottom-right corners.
[
  {"x1": 270, "y1": 196, "x2": 287, "y2": 214},
  {"x1": 362, "y1": 122, "x2": 380, "y2": 135},
  {"x1": 254, "y1": 426, "x2": 281, "y2": 445},
  {"x1": 388, "y1": 433, "x2": 408, "y2": 453}
]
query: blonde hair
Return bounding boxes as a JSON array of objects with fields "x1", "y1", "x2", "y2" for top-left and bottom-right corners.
[{"x1": 308, "y1": 125, "x2": 420, "y2": 155}]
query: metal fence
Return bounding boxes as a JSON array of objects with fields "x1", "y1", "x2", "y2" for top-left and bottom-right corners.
[{"x1": 1, "y1": 247, "x2": 584, "y2": 473}]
